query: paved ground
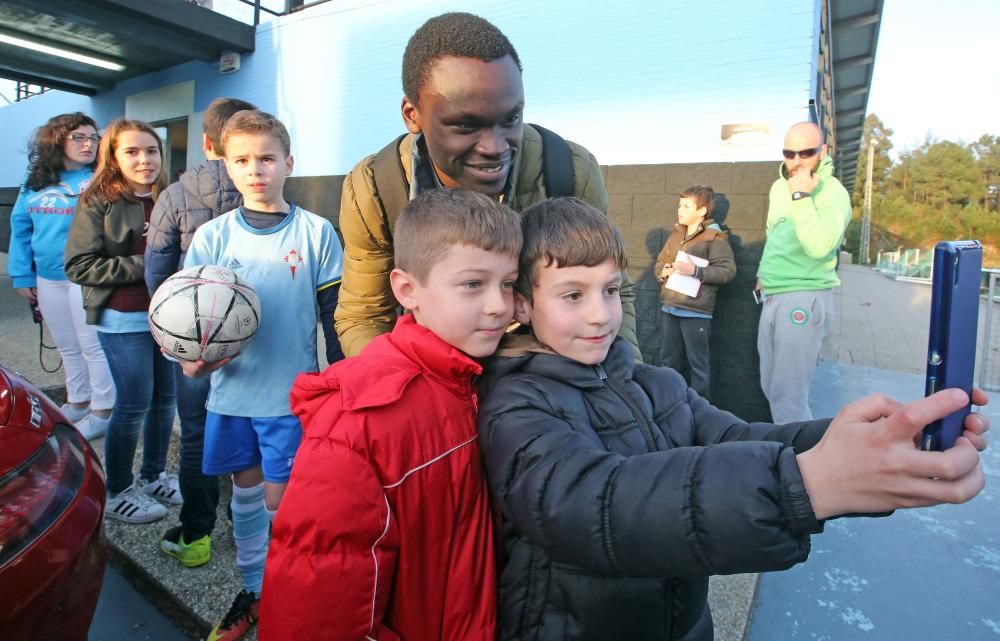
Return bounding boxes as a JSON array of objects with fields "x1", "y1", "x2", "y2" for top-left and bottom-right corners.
[
  {"x1": 88, "y1": 566, "x2": 190, "y2": 641},
  {"x1": 747, "y1": 264, "x2": 1000, "y2": 641},
  {"x1": 747, "y1": 360, "x2": 1000, "y2": 641},
  {"x1": 822, "y1": 263, "x2": 994, "y2": 380},
  {"x1": 3, "y1": 258, "x2": 995, "y2": 641},
  {"x1": 821, "y1": 264, "x2": 933, "y2": 374}
]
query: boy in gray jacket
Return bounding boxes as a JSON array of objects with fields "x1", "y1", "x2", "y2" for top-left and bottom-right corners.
[
  {"x1": 144, "y1": 97, "x2": 255, "y2": 567},
  {"x1": 478, "y1": 197, "x2": 988, "y2": 641}
]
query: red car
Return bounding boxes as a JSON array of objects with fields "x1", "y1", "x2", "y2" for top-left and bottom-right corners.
[{"x1": 0, "y1": 365, "x2": 107, "y2": 641}]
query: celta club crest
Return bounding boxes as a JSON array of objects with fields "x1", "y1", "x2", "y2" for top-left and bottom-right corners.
[{"x1": 284, "y1": 249, "x2": 303, "y2": 279}]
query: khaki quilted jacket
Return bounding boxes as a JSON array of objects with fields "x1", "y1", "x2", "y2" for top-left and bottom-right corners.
[{"x1": 334, "y1": 125, "x2": 639, "y2": 357}]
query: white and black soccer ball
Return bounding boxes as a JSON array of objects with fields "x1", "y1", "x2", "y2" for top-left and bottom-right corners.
[{"x1": 149, "y1": 265, "x2": 261, "y2": 362}]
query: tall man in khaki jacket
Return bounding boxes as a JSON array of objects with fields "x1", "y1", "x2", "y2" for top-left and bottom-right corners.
[{"x1": 334, "y1": 12, "x2": 638, "y2": 357}]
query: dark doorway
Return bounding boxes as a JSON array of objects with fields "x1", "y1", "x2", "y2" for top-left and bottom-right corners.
[{"x1": 153, "y1": 118, "x2": 189, "y2": 183}]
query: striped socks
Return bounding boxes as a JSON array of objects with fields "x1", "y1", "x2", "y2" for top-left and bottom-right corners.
[{"x1": 231, "y1": 482, "x2": 268, "y2": 595}]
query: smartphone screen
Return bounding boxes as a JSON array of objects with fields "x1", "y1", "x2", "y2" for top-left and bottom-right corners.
[{"x1": 921, "y1": 241, "x2": 982, "y2": 451}]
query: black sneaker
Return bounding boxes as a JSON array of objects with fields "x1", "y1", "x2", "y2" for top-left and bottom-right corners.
[{"x1": 206, "y1": 589, "x2": 260, "y2": 641}]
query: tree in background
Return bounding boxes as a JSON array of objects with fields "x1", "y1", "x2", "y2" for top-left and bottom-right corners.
[
  {"x1": 851, "y1": 114, "x2": 895, "y2": 208},
  {"x1": 971, "y1": 134, "x2": 1000, "y2": 212},
  {"x1": 906, "y1": 139, "x2": 980, "y2": 208},
  {"x1": 845, "y1": 114, "x2": 897, "y2": 260},
  {"x1": 844, "y1": 114, "x2": 999, "y2": 266}
]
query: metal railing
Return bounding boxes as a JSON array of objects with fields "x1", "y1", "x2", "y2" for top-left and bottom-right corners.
[
  {"x1": 874, "y1": 247, "x2": 930, "y2": 280},
  {"x1": 978, "y1": 269, "x2": 1000, "y2": 391},
  {"x1": 15, "y1": 82, "x2": 49, "y2": 102},
  {"x1": 199, "y1": 0, "x2": 329, "y2": 25}
]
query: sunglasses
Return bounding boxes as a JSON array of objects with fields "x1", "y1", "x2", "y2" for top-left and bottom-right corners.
[
  {"x1": 782, "y1": 146, "x2": 821, "y2": 160},
  {"x1": 68, "y1": 133, "x2": 101, "y2": 144}
]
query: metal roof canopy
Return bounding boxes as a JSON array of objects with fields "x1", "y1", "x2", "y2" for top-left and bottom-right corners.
[
  {"x1": 0, "y1": 0, "x2": 255, "y2": 96},
  {"x1": 830, "y1": 0, "x2": 884, "y2": 192}
]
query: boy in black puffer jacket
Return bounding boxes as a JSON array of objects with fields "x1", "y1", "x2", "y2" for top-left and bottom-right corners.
[{"x1": 478, "y1": 197, "x2": 989, "y2": 641}]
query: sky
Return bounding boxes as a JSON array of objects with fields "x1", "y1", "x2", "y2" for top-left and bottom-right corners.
[{"x1": 866, "y1": 0, "x2": 1000, "y2": 155}]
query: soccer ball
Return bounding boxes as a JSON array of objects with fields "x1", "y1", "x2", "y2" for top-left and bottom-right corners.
[{"x1": 149, "y1": 265, "x2": 261, "y2": 362}]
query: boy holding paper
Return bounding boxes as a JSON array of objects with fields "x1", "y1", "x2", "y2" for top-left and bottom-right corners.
[{"x1": 654, "y1": 185, "x2": 735, "y2": 399}]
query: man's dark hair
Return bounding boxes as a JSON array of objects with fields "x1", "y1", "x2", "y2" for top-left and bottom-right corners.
[
  {"x1": 203, "y1": 97, "x2": 257, "y2": 155},
  {"x1": 679, "y1": 185, "x2": 715, "y2": 218},
  {"x1": 402, "y1": 12, "x2": 522, "y2": 104}
]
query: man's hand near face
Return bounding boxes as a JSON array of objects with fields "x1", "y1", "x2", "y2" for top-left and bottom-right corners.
[{"x1": 787, "y1": 167, "x2": 820, "y2": 195}]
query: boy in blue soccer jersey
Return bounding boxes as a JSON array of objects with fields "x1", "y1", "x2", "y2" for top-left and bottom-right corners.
[{"x1": 180, "y1": 110, "x2": 343, "y2": 641}]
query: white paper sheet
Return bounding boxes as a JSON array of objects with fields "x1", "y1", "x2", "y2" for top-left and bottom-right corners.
[{"x1": 664, "y1": 251, "x2": 709, "y2": 297}]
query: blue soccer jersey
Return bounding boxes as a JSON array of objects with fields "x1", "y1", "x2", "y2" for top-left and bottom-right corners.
[{"x1": 184, "y1": 206, "x2": 343, "y2": 417}]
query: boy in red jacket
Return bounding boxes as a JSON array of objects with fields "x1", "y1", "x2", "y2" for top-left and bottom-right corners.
[{"x1": 259, "y1": 188, "x2": 521, "y2": 641}]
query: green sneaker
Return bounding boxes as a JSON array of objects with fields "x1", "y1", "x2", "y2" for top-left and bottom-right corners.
[{"x1": 159, "y1": 525, "x2": 211, "y2": 568}]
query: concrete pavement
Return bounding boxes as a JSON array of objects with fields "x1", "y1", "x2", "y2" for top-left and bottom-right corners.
[
  {"x1": 747, "y1": 360, "x2": 1000, "y2": 641},
  {"x1": 748, "y1": 264, "x2": 1000, "y2": 641},
  {"x1": 88, "y1": 566, "x2": 191, "y2": 641},
  {"x1": 0, "y1": 253, "x2": 66, "y2": 390},
  {"x1": 822, "y1": 264, "x2": 932, "y2": 374}
]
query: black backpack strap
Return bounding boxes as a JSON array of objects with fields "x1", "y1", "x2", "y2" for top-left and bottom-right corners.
[
  {"x1": 371, "y1": 134, "x2": 410, "y2": 239},
  {"x1": 529, "y1": 123, "x2": 575, "y2": 198}
]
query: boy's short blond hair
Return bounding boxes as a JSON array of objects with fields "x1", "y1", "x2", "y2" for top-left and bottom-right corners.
[
  {"x1": 517, "y1": 197, "x2": 626, "y2": 300},
  {"x1": 394, "y1": 189, "x2": 522, "y2": 284},
  {"x1": 221, "y1": 110, "x2": 291, "y2": 157}
]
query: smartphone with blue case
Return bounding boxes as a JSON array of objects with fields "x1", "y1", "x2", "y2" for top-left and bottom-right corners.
[{"x1": 921, "y1": 240, "x2": 982, "y2": 451}]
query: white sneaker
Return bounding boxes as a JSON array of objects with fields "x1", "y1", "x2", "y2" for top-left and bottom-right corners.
[
  {"x1": 75, "y1": 414, "x2": 109, "y2": 440},
  {"x1": 60, "y1": 403, "x2": 90, "y2": 424},
  {"x1": 138, "y1": 472, "x2": 184, "y2": 506},
  {"x1": 106, "y1": 484, "x2": 168, "y2": 523}
]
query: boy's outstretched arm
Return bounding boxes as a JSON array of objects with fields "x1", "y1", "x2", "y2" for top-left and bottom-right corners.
[
  {"x1": 259, "y1": 437, "x2": 401, "y2": 641},
  {"x1": 797, "y1": 388, "x2": 988, "y2": 520},
  {"x1": 480, "y1": 385, "x2": 825, "y2": 578}
]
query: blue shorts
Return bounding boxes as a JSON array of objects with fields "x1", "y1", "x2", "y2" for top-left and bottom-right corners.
[{"x1": 203, "y1": 412, "x2": 303, "y2": 483}]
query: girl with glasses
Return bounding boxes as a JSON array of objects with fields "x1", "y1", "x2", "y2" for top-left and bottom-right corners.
[
  {"x1": 8, "y1": 111, "x2": 115, "y2": 440},
  {"x1": 65, "y1": 119, "x2": 182, "y2": 524}
]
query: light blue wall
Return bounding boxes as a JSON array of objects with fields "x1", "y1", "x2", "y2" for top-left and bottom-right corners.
[
  {"x1": 0, "y1": 0, "x2": 819, "y2": 186},
  {"x1": 0, "y1": 91, "x2": 93, "y2": 184}
]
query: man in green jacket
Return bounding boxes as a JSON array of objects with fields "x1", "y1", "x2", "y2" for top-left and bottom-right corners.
[
  {"x1": 334, "y1": 12, "x2": 638, "y2": 358},
  {"x1": 757, "y1": 122, "x2": 852, "y2": 423}
]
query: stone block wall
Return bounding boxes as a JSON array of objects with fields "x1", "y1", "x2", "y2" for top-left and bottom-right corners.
[
  {"x1": 285, "y1": 175, "x2": 345, "y2": 224},
  {"x1": 1, "y1": 161, "x2": 776, "y2": 421},
  {"x1": 605, "y1": 161, "x2": 776, "y2": 422},
  {"x1": 288, "y1": 162, "x2": 777, "y2": 421}
]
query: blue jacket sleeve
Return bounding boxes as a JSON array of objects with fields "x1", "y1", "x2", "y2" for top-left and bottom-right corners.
[
  {"x1": 144, "y1": 188, "x2": 182, "y2": 295},
  {"x1": 8, "y1": 187, "x2": 37, "y2": 289}
]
